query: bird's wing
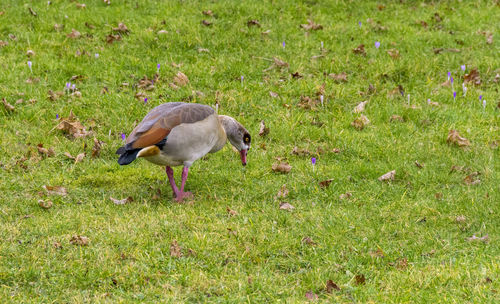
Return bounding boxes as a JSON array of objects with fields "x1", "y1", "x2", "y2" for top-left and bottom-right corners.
[{"x1": 119, "y1": 103, "x2": 215, "y2": 152}]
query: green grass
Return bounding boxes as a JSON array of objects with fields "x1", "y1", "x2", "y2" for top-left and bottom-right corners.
[{"x1": 1, "y1": 0, "x2": 499, "y2": 302}]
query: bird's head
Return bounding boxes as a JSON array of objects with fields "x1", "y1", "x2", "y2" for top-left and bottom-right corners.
[{"x1": 219, "y1": 115, "x2": 251, "y2": 166}]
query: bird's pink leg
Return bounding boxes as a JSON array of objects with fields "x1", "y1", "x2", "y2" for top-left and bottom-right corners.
[
  {"x1": 175, "y1": 166, "x2": 193, "y2": 202},
  {"x1": 165, "y1": 166, "x2": 180, "y2": 198}
]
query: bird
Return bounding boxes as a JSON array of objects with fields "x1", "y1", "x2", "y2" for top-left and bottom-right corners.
[{"x1": 116, "y1": 102, "x2": 251, "y2": 202}]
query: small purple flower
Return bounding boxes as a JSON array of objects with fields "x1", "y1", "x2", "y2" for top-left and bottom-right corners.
[
  {"x1": 282, "y1": 41, "x2": 285, "y2": 48},
  {"x1": 121, "y1": 133, "x2": 126, "y2": 141},
  {"x1": 461, "y1": 65, "x2": 466, "y2": 71},
  {"x1": 483, "y1": 99, "x2": 486, "y2": 109},
  {"x1": 56, "y1": 114, "x2": 59, "y2": 119},
  {"x1": 311, "y1": 157, "x2": 316, "y2": 165},
  {"x1": 65, "y1": 82, "x2": 70, "y2": 90},
  {"x1": 450, "y1": 76, "x2": 454, "y2": 84},
  {"x1": 241, "y1": 75, "x2": 244, "y2": 84},
  {"x1": 144, "y1": 97, "x2": 148, "y2": 104},
  {"x1": 95, "y1": 53, "x2": 99, "y2": 58},
  {"x1": 321, "y1": 41, "x2": 324, "y2": 49},
  {"x1": 375, "y1": 41, "x2": 380, "y2": 49},
  {"x1": 27, "y1": 61, "x2": 32, "y2": 71},
  {"x1": 447, "y1": 71, "x2": 451, "y2": 80},
  {"x1": 479, "y1": 95, "x2": 482, "y2": 101},
  {"x1": 453, "y1": 91, "x2": 457, "y2": 99},
  {"x1": 72, "y1": 84, "x2": 76, "y2": 91},
  {"x1": 358, "y1": 21, "x2": 362, "y2": 28},
  {"x1": 156, "y1": 63, "x2": 160, "y2": 72}
]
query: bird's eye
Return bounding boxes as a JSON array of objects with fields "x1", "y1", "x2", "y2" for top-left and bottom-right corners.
[{"x1": 243, "y1": 134, "x2": 251, "y2": 143}]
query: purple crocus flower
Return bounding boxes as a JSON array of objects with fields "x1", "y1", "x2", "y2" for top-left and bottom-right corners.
[
  {"x1": 27, "y1": 61, "x2": 32, "y2": 71},
  {"x1": 72, "y1": 84, "x2": 76, "y2": 91},
  {"x1": 447, "y1": 71, "x2": 451, "y2": 80},
  {"x1": 311, "y1": 157, "x2": 316, "y2": 165},
  {"x1": 65, "y1": 82, "x2": 70, "y2": 90},
  {"x1": 358, "y1": 21, "x2": 362, "y2": 28},
  {"x1": 282, "y1": 41, "x2": 285, "y2": 48},
  {"x1": 375, "y1": 41, "x2": 380, "y2": 49},
  {"x1": 479, "y1": 95, "x2": 482, "y2": 101},
  {"x1": 461, "y1": 65, "x2": 466, "y2": 71},
  {"x1": 95, "y1": 53, "x2": 99, "y2": 58},
  {"x1": 321, "y1": 41, "x2": 324, "y2": 49},
  {"x1": 241, "y1": 75, "x2": 244, "y2": 84},
  {"x1": 121, "y1": 133, "x2": 126, "y2": 141},
  {"x1": 144, "y1": 97, "x2": 148, "y2": 104},
  {"x1": 453, "y1": 91, "x2": 457, "y2": 99},
  {"x1": 157, "y1": 63, "x2": 160, "y2": 72},
  {"x1": 56, "y1": 114, "x2": 59, "y2": 119}
]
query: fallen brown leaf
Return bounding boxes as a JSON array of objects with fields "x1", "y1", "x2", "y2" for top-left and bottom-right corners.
[
  {"x1": 328, "y1": 72, "x2": 348, "y2": 82},
  {"x1": 226, "y1": 207, "x2": 238, "y2": 216},
  {"x1": 91, "y1": 138, "x2": 103, "y2": 158},
  {"x1": 272, "y1": 162, "x2": 291, "y2": 173},
  {"x1": 370, "y1": 248, "x2": 385, "y2": 258},
  {"x1": 106, "y1": 34, "x2": 122, "y2": 43},
  {"x1": 74, "y1": 152, "x2": 85, "y2": 163},
  {"x1": 273, "y1": 57, "x2": 289, "y2": 68},
  {"x1": 201, "y1": 20, "x2": 212, "y2": 26},
  {"x1": 76, "y1": 3, "x2": 86, "y2": 9},
  {"x1": 269, "y1": 91, "x2": 279, "y2": 98},
  {"x1": 202, "y1": 10, "x2": 213, "y2": 16},
  {"x1": 47, "y1": 90, "x2": 64, "y2": 101},
  {"x1": 291, "y1": 147, "x2": 311, "y2": 156},
  {"x1": 456, "y1": 215, "x2": 467, "y2": 223},
  {"x1": 326, "y1": 280, "x2": 341, "y2": 293},
  {"x1": 279, "y1": 202, "x2": 295, "y2": 210},
  {"x1": 55, "y1": 111, "x2": 91, "y2": 139},
  {"x1": 110, "y1": 196, "x2": 133, "y2": 205},
  {"x1": 0, "y1": 40, "x2": 8, "y2": 47},
  {"x1": 464, "y1": 68, "x2": 481, "y2": 86},
  {"x1": 414, "y1": 160, "x2": 424, "y2": 168},
  {"x1": 112, "y1": 23, "x2": 129, "y2": 33},
  {"x1": 464, "y1": 172, "x2": 481, "y2": 185},
  {"x1": 43, "y1": 185, "x2": 68, "y2": 196},
  {"x1": 258, "y1": 120, "x2": 269, "y2": 137},
  {"x1": 2, "y1": 98, "x2": 15, "y2": 111},
  {"x1": 390, "y1": 115, "x2": 403, "y2": 122},
  {"x1": 352, "y1": 44, "x2": 366, "y2": 56},
  {"x1": 302, "y1": 236, "x2": 317, "y2": 245},
  {"x1": 339, "y1": 192, "x2": 352, "y2": 200},
  {"x1": 173, "y1": 72, "x2": 189, "y2": 86},
  {"x1": 447, "y1": 130, "x2": 470, "y2": 147},
  {"x1": 70, "y1": 235, "x2": 89, "y2": 246},
  {"x1": 29, "y1": 7, "x2": 37, "y2": 16},
  {"x1": 319, "y1": 179, "x2": 333, "y2": 188},
  {"x1": 387, "y1": 48, "x2": 400, "y2": 59},
  {"x1": 351, "y1": 115, "x2": 370, "y2": 130},
  {"x1": 291, "y1": 72, "x2": 303, "y2": 79},
  {"x1": 353, "y1": 100, "x2": 368, "y2": 113},
  {"x1": 297, "y1": 96, "x2": 319, "y2": 110},
  {"x1": 64, "y1": 152, "x2": 76, "y2": 160},
  {"x1": 247, "y1": 19, "x2": 261, "y2": 27},
  {"x1": 355, "y1": 274, "x2": 366, "y2": 285},
  {"x1": 53, "y1": 242, "x2": 62, "y2": 249},
  {"x1": 396, "y1": 258, "x2": 408, "y2": 270},
  {"x1": 38, "y1": 199, "x2": 53, "y2": 209},
  {"x1": 37, "y1": 144, "x2": 55, "y2": 157},
  {"x1": 378, "y1": 170, "x2": 396, "y2": 182},
  {"x1": 67, "y1": 29, "x2": 81, "y2": 39},
  {"x1": 301, "y1": 19, "x2": 323, "y2": 31},
  {"x1": 170, "y1": 240, "x2": 182, "y2": 257}
]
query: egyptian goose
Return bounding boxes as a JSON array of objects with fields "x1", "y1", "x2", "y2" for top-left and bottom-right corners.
[{"x1": 116, "y1": 102, "x2": 251, "y2": 202}]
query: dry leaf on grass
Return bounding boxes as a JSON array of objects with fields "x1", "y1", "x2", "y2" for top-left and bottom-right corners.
[
  {"x1": 300, "y1": 19, "x2": 323, "y2": 31},
  {"x1": 226, "y1": 207, "x2": 238, "y2": 216},
  {"x1": 173, "y1": 72, "x2": 189, "y2": 86},
  {"x1": 326, "y1": 280, "x2": 341, "y2": 292},
  {"x1": 247, "y1": 19, "x2": 261, "y2": 27},
  {"x1": 319, "y1": 179, "x2": 333, "y2": 188},
  {"x1": 276, "y1": 184, "x2": 289, "y2": 199},
  {"x1": 43, "y1": 185, "x2": 68, "y2": 196},
  {"x1": 76, "y1": 3, "x2": 86, "y2": 9},
  {"x1": 328, "y1": 72, "x2": 348, "y2": 82},
  {"x1": 67, "y1": 29, "x2": 81, "y2": 39},
  {"x1": 456, "y1": 215, "x2": 467, "y2": 223},
  {"x1": 302, "y1": 237, "x2": 317, "y2": 246},
  {"x1": 0, "y1": 40, "x2": 8, "y2": 47},
  {"x1": 64, "y1": 152, "x2": 76, "y2": 160},
  {"x1": 70, "y1": 235, "x2": 90, "y2": 246},
  {"x1": 91, "y1": 138, "x2": 103, "y2": 158},
  {"x1": 467, "y1": 234, "x2": 489, "y2": 243},
  {"x1": 37, "y1": 144, "x2": 55, "y2": 157},
  {"x1": 464, "y1": 68, "x2": 481, "y2": 86},
  {"x1": 279, "y1": 202, "x2": 295, "y2": 210},
  {"x1": 38, "y1": 199, "x2": 53, "y2": 209},
  {"x1": 55, "y1": 111, "x2": 91, "y2": 139},
  {"x1": 170, "y1": 240, "x2": 182, "y2": 257},
  {"x1": 110, "y1": 196, "x2": 133, "y2": 205},
  {"x1": 390, "y1": 115, "x2": 403, "y2": 122},
  {"x1": 106, "y1": 34, "x2": 121, "y2": 43},
  {"x1": 387, "y1": 49, "x2": 400, "y2": 58},
  {"x1": 297, "y1": 96, "x2": 319, "y2": 110},
  {"x1": 355, "y1": 274, "x2": 366, "y2": 285},
  {"x1": 1, "y1": 98, "x2": 15, "y2": 111},
  {"x1": 74, "y1": 152, "x2": 85, "y2": 163},
  {"x1": 351, "y1": 115, "x2": 370, "y2": 130},
  {"x1": 269, "y1": 91, "x2": 279, "y2": 98},
  {"x1": 378, "y1": 170, "x2": 396, "y2": 182},
  {"x1": 258, "y1": 120, "x2": 269, "y2": 137},
  {"x1": 447, "y1": 130, "x2": 470, "y2": 147},
  {"x1": 339, "y1": 192, "x2": 352, "y2": 200},
  {"x1": 292, "y1": 146, "x2": 312, "y2": 156},
  {"x1": 272, "y1": 162, "x2": 291, "y2": 173},
  {"x1": 414, "y1": 160, "x2": 424, "y2": 168},
  {"x1": 352, "y1": 44, "x2": 366, "y2": 56},
  {"x1": 201, "y1": 20, "x2": 212, "y2": 26},
  {"x1": 370, "y1": 248, "x2": 385, "y2": 258},
  {"x1": 353, "y1": 101, "x2": 368, "y2": 113},
  {"x1": 112, "y1": 23, "x2": 129, "y2": 33},
  {"x1": 202, "y1": 10, "x2": 213, "y2": 16},
  {"x1": 47, "y1": 90, "x2": 64, "y2": 101},
  {"x1": 464, "y1": 172, "x2": 481, "y2": 185}
]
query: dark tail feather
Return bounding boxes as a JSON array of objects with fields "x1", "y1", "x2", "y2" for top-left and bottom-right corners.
[{"x1": 117, "y1": 149, "x2": 140, "y2": 165}]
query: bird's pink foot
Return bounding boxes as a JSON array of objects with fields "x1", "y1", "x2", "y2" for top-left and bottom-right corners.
[{"x1": 174, "y1": 191, "x2": 193, "y2": 202}]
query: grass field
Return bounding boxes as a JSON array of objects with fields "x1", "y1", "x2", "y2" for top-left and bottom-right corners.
[{"x1": 0, "y1": 0, "x2": 499, "y2": 302}]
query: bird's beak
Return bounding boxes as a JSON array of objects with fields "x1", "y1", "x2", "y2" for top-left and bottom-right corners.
[{"x1": 240, "y1": 149, "x2": 247, "y2": 166}]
